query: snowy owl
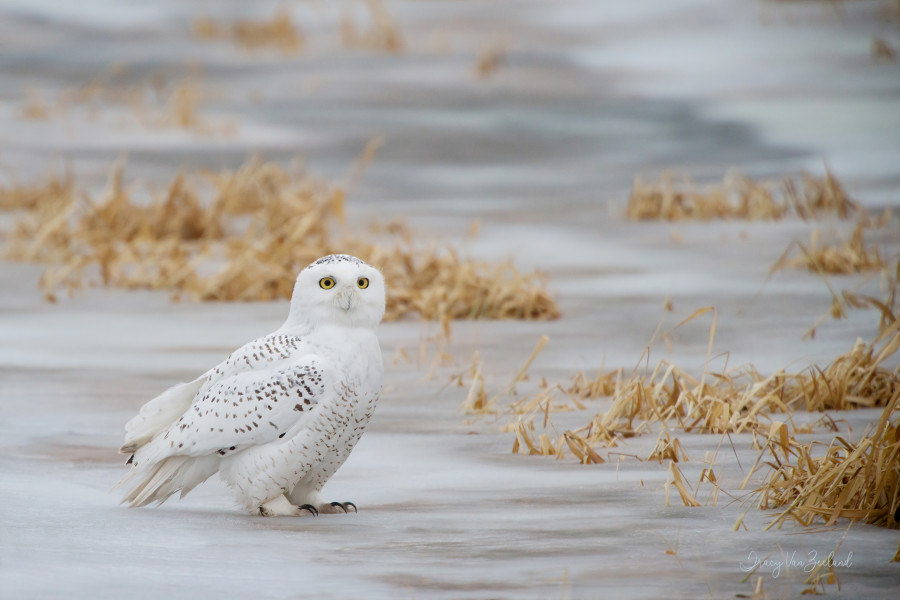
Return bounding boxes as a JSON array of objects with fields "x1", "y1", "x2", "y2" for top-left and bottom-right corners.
[{"x1": 116, "y1": 254, "x2": 385, "y2": 517}]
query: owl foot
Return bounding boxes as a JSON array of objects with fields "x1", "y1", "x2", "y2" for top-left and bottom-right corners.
[
  {"x1": 257, "y1": 494, "x2": 318, "y2": 517},
  {"x1": 299, "y1": 504, "x2": 319, "y2": 516},
  {"x1": 317, "y1": 501, "x2": 357, "y2": 514}
]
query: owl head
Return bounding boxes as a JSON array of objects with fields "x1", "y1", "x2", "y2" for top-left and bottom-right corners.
[{"x1": 287, "y1": 254, "x2": 386, "y2": 329}]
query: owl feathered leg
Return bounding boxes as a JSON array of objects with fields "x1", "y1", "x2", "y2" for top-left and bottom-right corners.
[
  {"x1": 287, "y1": 482, "x2": 357, "y2": 514},
  {"x1": 257, "y1": 494, "x2": 318, "y2": 517}
]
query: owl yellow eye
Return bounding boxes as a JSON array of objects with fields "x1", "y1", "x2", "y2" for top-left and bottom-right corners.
[
  {"x1": 319, "y1": 277, "x2": 335, "y2": 289},
  {"x1": 357, "y1": 277, "x2": 369, "y2": 289}
]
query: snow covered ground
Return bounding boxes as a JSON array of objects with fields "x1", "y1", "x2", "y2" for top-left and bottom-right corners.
[{"x1": 1, "y1": 1, "x2": 899, "y2": 598}]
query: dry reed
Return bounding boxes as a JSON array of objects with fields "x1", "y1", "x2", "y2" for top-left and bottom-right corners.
[
  {"x1": 508, "y1": 420, "x2": 605, "y2": 464},
  {"x1": 666, "y1": 461, "x2": 702, "y2": 507},
  {"x1": 20, "y1": 92, "x2": 52, "y2": 120},
  {"x1": 566, "y1": 369, "x2": 622, "y2": 400},
  {"x1": 475, "y1": 40, "x2": 505, "y2": 78},
  {"x1": 578, "y1": 320, "x2": 900, "y2": 447},
  {"x1": 778, "y1": 322, "x2": 900, "y2": 412},
  {"x1": 1, "y1": 159, "x2": 559, "y2": 322},
  {"x1": 800, "y1": 256, "x2": 899, "y2": 340},
  {"x1": 341, "y1": 0, "x2": 404, "y2": 53},
  {"x1": 501, "y1": 311, "x2": 900, "y2": 462},
  {"x1": 745, "y1": 390, "x2": 900, "y2": 530},
  {"x1": 626, "y1": 169, "x2": 858, "y2": 221},
  {"x1": 454, "y1": 337, "x2": 620, "y2": 462},
  {"x1": 462, "y1": 336, "x2": 554, "y2": 417},
  {"x1": 17, "y1": 72, "x2": 225, "y2": 134},
  {"x1": 771, "y1": 224, "x2": 886, "y2": 275},
  {"x1": 648, "y1": 431, "x2": 690, "y2": 464},
  {"x1": 157, "y1": 83, "x2": 206, "y2": 130},
  {"x1": 561, "y1": 429, "x2": 606, "y2": 464},
  {"x1": 0, "y1": 172, "x2": 75, "y2": 212},
  {"x1": 193, "y1": 10, "x2": 303, "y2": 53},
  {"x1": 462, "y1": 353, "x2": 619, "y2": 422},
  {"x1": 784, "y1": 170, "x2": 857, "y2": 220}
]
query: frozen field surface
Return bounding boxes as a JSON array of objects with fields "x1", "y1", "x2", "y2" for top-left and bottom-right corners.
[{"x1": 1, "y1": 1, "x2": 899, "y2": 598}]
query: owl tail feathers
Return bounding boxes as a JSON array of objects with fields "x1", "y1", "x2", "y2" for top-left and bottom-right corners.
[{"x1": 115, "y1": 455, "x2": 219, "y2": 508}]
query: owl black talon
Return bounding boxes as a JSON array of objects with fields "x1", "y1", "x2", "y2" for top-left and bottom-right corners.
[
  {"x1": 328, "y1": 501, "x2": 357, "y2": 513},
  {"x1": 299, "y1": 503, "x2": 319, "y2": 516}
]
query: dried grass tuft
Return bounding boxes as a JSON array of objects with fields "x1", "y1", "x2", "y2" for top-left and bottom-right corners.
[
  {"x1": 784, "y1": 170, "x2": 858, "y2": 220},
  {"x1": 384, "y1": 252, "x2": 559, "y2": 322},
  {"x1": 510, "y1": 418, "x2": 563, "y2": 459},
  {"x1": 508, "y1": 420, "x2": 605, "y2": 464},
  {"x1": 628, "y1": 171, "x2": 785, "y2": 221},
  {"x1": 1, "y1": 159, "x2": 559, "y2": 322},
  {"x1": 459, "y1": 352, "x2": 493, "y2": 415},
  {"x1": 771, "y1": 224, "x2": 886, "y2": 275},
  {"x1": 475, "y1": 39, "x2": 505, "y2": 79},
  {"x1": 801, "y1": 256, "x2": 899, "y2": 340},
  {"x1": 463, "y1": 336, "x2": 554, "y2": 418},
  {"x1": 590, "y1": 320, "x2": 900, "y2": 442},
  {"x1": 0, "y1": 171, "x2": 75, "y2": 212},
  {"x1": 561, "y1": 429, "x2": 606, "y2": 464},
  {"x1": 626, "y1": 169, "x2": 858, "y2": 221},
  {"x1": 20, "y1": 92, "x2": 52, "y2": 120},
  {"x1": 648, "y1": 431, "x2": 690, "y2": 463},
  {"x1": 746, "y1": 391, "x2": 900, "y2": 530},
  {"x1": 484, "y1": 365, "x2": 620, "y2": 447},
  {"x1": 778, "y1": 321, "x2": 900, "y2": 412},
  {"x1": 17, "y1": 71, "x2": 228, "y2": 134},
  {"x1": 522, "y1": 312, "x2": 900, "y2": 460},
  {"x1": 666, "y1": 458, "x2": 724, "y2": 508},
  {"x1": 159, "y1": 83, "x2": 204, "y2": 130},
  {"x1": 599, "y1": 362, "x2": 775, "y2": 437},
  {"x1": 479, "y1": 307, "x2": 899, "y2": 467},
  {"x1": 341, "y1": 0, "x2": 404, "y2": 53},
  {"x1": 567, "y1": 369, "x2": 622, "y2": 400},
  {"x1": 666, "y1": 461, "x2": 702, "y2": 507},
  {"x1": 194, "y1": 10, "x2": 304, "y2": 54}
]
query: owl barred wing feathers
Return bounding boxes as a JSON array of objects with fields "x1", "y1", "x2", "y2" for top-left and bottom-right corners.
[
  {"x1": 118, "y1": 340, "x2": 329, "y2": 507},
  {"x1": 118, "y1": 333, "x2": 309, "y2": 456},
  {"x1": 116, "y1": 255, "x2": 385, "y2": 517},
  {"x1": 126, "y1": 335, "x2": 327, "y2": 460}
]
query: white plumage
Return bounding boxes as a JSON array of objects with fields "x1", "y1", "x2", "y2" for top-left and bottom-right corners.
[{"x1": 116, "y1": 254, "x2": 385, "y2": 517}]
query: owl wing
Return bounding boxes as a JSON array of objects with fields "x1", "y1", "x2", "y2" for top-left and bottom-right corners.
[
  {"x1": 121, "y1": 333, "x2": 310, "y2": 455},
  {"x1": 147, "y1": 350, "x2": 332, "y2": 463},
  {"x1": 197, "y1": 333, "x2": 310, "y2": 395}
]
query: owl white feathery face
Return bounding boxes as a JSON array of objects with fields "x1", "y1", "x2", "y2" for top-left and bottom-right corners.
[{"x1": 288, "y1": 255, "x2": 386, "y2": 330}]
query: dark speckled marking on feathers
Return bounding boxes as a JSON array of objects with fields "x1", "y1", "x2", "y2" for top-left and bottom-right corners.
[
  {"x1": 308, "y1": 254, "x2": 364, "y2": 268},
  {"x1": 157, "y1": 346, "x2": 328, "y2": 463}
]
